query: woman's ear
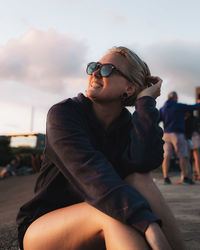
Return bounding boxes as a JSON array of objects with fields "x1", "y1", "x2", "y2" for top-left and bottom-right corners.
[{"x1": 126, "y1": 84, "x2": 136, "y2": 97}]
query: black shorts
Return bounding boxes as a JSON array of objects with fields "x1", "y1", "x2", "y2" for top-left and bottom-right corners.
[{"x1": 18, "y1": 223, "x2": 32, "y2": 250}]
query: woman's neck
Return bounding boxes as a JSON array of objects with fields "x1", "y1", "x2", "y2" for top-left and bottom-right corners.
[{"x1": 92, "y1": 101, "x2": 123, "y2": 130}]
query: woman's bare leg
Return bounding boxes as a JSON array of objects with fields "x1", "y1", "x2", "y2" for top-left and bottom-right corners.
[
  {"x1": 124, "y1": 172, "x2": 186, "y2": 250},
  {"x1": 102, "y1": 213, "x2": 150, "y2": 250},
  {"x1": 23, "y1": 202, "x2": 150, "y2": 250}
]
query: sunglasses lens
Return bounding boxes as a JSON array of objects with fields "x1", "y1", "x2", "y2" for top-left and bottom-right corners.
[
  {"x1": 86, "y1": 63, "x2": 114, "y2": 77},
  {"x1": 100, "y1": 65, "x2": 113, "y2": 77},
  {"x1": 86, "y1": 62, "x2": 98, "y2": 75}
]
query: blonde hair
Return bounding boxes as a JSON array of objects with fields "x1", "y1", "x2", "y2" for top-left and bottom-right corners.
[{"x1": 108, "y1": 46, "x2": 151, "y2": 106}]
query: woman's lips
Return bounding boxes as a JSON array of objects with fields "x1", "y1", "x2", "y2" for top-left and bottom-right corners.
[{"x1": 90, "y1": 81, "x2": 103, "y2": 88}]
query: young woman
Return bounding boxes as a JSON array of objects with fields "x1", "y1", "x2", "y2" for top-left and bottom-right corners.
[{"x1": 17, "y1": 46, "x2": 185, "y2": 250}]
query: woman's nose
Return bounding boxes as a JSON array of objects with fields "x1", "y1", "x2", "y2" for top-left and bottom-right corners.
[{"x1": 93, "y1": 68, "x2": 101, "y2": 78}]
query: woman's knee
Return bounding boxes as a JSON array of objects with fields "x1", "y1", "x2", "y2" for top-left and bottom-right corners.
[
  {"x1": 23, "y1": 203, "x2": 105, "y2": 250},
  {"x1": 23, "y1": 202, "x2": 146, "y2": 250}
]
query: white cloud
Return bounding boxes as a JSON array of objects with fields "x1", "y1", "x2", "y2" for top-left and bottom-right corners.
[
  {"x1": 109, "y1": 12, "x2": 127, "y2": 23},
  {"x1": 0, "y1": 28, "x2": 88, "y2": 93},
  {"x1": 141, "y1": 40, "x2": 200, "y2": 100}
]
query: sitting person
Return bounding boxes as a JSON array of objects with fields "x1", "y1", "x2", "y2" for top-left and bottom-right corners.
[
  {"x1": 0, "y1": 159, "x2": 18, "y2": 179},
  {"x1": 17, "y1": 46, "x2": 185, "y2": 250}
]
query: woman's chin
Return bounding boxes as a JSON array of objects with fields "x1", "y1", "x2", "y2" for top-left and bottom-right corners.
[{"x1": 86, "y1": 89, "x2": 99, "y2": 98}]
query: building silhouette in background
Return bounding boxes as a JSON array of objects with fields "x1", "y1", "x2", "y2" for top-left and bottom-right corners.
[
  {"x1": 0, "y1": 133, "x2": 45, "y2": 172},
  {"x1": 7, "y1": 132, "x2": 45, "y2": 150}
]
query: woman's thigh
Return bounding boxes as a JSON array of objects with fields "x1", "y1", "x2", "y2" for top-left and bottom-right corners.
[
  {"x1": 23, "y1": 202, "x2": 105, "y2": 250},
  {"x1": 124, "y1": 172, "x2": 168, "y2": 216},
  {"x1": 23, "y1": 201, "x2": 149, "y2": 250}
]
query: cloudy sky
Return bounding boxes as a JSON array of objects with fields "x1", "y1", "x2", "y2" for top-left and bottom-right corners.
[{"x1": 0, "y1": 0, "x2": 200, "y2": 134}]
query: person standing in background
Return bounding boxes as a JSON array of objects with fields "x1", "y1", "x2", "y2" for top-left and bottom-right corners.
[
  {"x1": 159, "y1": 91, "x2": 200, "y2": 185},
  {"x1": 185, "y1": 110, "x2": 200, "y2": 180}
]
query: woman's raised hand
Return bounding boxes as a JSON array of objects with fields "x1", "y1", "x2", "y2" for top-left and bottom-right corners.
[{"x1": 137, "y1": 76, "x2": 163, "y2": 100}]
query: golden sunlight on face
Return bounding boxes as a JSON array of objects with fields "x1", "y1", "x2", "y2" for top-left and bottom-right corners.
[{"x1": 86, "y1": 53, "x2": 132, "y2": 102}]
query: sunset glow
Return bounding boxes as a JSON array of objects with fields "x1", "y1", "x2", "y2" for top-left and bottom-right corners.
[{"x1": 0, "y1": 0, "x2": 200, "y2": 134}]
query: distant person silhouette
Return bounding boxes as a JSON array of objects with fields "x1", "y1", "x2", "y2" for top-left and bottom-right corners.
[
  {"x1": 184, "y1": 110, "x2": 200, "y2": 180},
  {"x1": 159, "y1": 91, "x2": 200, "y2": 185}
]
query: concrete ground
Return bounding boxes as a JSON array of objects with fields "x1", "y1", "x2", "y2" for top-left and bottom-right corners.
[{"x1": 0, "y1": 172, "x2": 200, "y2": 250}]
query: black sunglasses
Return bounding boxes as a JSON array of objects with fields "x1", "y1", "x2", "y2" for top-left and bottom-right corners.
[{"x1": 86, "y1": 62, "x2": 132, "y2": 82}]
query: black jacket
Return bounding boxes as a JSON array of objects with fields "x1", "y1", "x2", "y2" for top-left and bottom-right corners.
[{"x1": 17, "y1": 93, "x2": 163, "y2": 234}]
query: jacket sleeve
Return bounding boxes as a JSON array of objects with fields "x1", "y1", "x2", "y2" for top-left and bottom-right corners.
[
  {"x1": 46, "y1": 100, "x2": 161, "y2": 234},
  {"x1": 179, "y1": 103, "x2": 200, "y2": 111},
  {"x1": 121, "y1": 96, "x2": 164, "y2": 173},
  {"x1": 158, "y1": 108, "x2": 163, "y2": 123}
]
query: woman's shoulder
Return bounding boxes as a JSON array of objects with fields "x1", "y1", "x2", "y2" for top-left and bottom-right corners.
[
  {"x1": 49, "y1": 98, "x2": 75, "y2": 112},
  {"x1": 49, "y1": 93, "x2": 87, "y2": 112},
  {"x1": 47, "y1": 93, "x2": 90, "y2": 122}
]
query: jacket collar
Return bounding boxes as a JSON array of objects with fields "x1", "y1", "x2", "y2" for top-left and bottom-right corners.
[{"x1": 74, "y1": 93, "x2": 132, "y2": 132}]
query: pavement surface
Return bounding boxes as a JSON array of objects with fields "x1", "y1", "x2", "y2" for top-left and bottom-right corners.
[{"x1": 0, "y1": 172, "x2": 200, "y2": 250}]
